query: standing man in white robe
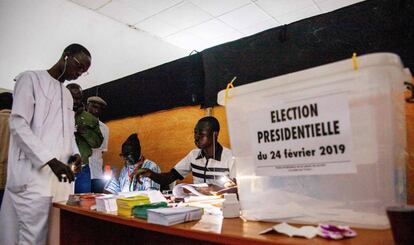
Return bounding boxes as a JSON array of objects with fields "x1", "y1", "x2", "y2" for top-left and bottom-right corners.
[{"x1": 0, "y1": 43, "x2": 90, "y2": 245}]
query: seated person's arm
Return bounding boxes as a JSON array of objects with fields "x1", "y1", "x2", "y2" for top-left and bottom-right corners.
[
  {"x1": 138, "y1": 168, "x2": 183, "y2": 187},
  {"x1": 136, "y1": 162, "x2": 162, "y2": 191},
  {"x1": 136, "y1": 152, "x2": 191, "y2": 187},
  {"x1": 204, "y1": 178, "x2": 238, "y2": 195}
]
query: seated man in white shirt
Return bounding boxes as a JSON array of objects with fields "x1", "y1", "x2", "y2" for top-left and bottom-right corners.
[{"x1": 136, "y1": 116, "x2": 236, "y2": 194}]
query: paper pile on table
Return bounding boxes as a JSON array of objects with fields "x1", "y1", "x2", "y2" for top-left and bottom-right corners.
[
  {"x1": 95, "y1": 194, "x2": 117, "y2": 213},
  {"x1": 147, "y1": 207, "x2": 203, "y2": 226},
  {"x1": 116, "y1": 195, "x2": 150, "y2": 217}
]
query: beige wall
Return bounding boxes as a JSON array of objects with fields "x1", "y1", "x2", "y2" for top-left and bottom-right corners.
[{"x1": 405, "y1": 92, "x2": 414, "y2": 204}]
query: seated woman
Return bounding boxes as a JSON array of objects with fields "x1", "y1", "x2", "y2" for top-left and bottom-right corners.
[{"x1": 104, "y1": 133, "x2": 160, "y2": 194}]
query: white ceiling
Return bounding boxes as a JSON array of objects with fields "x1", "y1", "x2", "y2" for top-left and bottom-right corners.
[
  {"x1": 70, "y1": 0, "x2": 365, "y2": 52},
  {"x1": 0, "y1": 0, "x2": 365, "y2": 91},
  {"x1": 0, "y1": 0, "x2": 187, "y2": 91}
]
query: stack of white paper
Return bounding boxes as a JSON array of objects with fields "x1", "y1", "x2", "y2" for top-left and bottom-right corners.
[
  {"x1": 147, "y1": 207, "x2": 203, "y2": 226},
  {"x1": 95, "y1": 195, "x2": 118, "y2": 213},
  {"x1": 118, "y1": 190, "x2": 167, "y2": 203}
]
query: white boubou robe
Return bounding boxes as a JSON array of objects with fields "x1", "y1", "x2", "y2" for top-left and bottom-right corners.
[{"x1": 0, "y1": 70, "x2": 79, "y2": 245}]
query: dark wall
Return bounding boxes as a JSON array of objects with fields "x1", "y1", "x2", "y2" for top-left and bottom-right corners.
[
  {"x1": 84, "y1": 53, "x2": 204, "y2": 121},
  {"x1": 85, "y1": 0, "x2": 414, "y2": 121}
]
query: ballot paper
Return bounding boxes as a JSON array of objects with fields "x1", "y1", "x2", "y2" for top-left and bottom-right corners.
[
  {"x1": 172, "y1": 183, "x2": 221, "y2": 203},
  {"x1": 172, "y1": 183, "x2": 208, "y2": 198},
  {"x1": 147, "y1": 190, "x2": 168, "y2": 203},
  {"x1": 147, "y1": 207, "x2": 203, "y2": 226},
  {"x1": 95, "y1": 195, "x2": 117, "y2": 213},
  {"x1": 259, "y1": 222, "x2": 318, "y2": 239},
  {"x1": 177, "y1": 199, "x2": 223, "y2": 215},
  {"x1": 117, "y1": 191, "x2": 146, "y2": 198},
  {"x1": 184, "y1": 195, "x2": 221, "y2": 203},
  {"x1": 260, "y1": 222, "x2": 357, "y2": 240},
  {"x1": 116, "y1": 195, "x2": 150, "y2": 217},
  {"x1": 118, "y1": 190, "x2": 167, "y2": 204},
  {"x1": 191, "y1": 214, "x2": 223, "y2": 233}
]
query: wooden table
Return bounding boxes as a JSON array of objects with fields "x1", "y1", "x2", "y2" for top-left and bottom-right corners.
[{"x1": 53, "y1": 202, "x2": 394, "y2": 245}]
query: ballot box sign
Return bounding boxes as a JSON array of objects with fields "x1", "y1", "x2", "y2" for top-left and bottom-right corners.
[{"x1": 250, "y1": 93, "x2": 355, "y2": 176}]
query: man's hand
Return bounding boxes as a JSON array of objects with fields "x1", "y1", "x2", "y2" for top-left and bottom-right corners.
[
  {"x1": 224, "y1": 178, "x2": 237, "y2": 188},
  {"x1": 215, "y1": 178, "x2": 237, "y2": 195},
  {"x1": 47, "y1": 158, "x2": 75, "y2": 183},
  {"x1": 68, "y1": 154, "x2": 82, "y2": 173},
  {"x1": 130, "y1": 168, "x2": 152, "y2": 184},
  {"x1": 196, "y1": 184, "x2": 231, "y2": 195},
  {"x1": 216, "y1": 186, "x2": 238, "y2": 196}
]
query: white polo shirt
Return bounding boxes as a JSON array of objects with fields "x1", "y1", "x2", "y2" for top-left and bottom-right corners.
[{"x1": 174, "y1": 144, "x2": 235, "y2": 184}]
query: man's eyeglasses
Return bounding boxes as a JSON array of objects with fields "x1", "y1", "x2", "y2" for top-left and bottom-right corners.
[{"x1": 72, "y1": 56, "x2": 89, "y2": 76}]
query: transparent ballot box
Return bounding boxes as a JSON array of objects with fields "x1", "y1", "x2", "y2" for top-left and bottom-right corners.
[{"x1": 217, "y1": 53, "x2": 412, "y2": 229}]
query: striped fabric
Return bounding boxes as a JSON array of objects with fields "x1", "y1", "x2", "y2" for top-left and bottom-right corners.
[
  {"x1": 174, "y1": 144, "x2": 235, "y2": 184},
  {"x1": 104, "y1": 159, "x2": 160, "y2": 194}
]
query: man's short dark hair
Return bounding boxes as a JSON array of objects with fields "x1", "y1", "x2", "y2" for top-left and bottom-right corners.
[
  {"x1": 0, "y1": 92, "x2": 13, "y2": 110},
  {"x1": 63, "y1": 43, "x2": 91, "y2": 58},
  {"x1": 198, "y1": 116, "x2": 220, "y2": 132}
]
